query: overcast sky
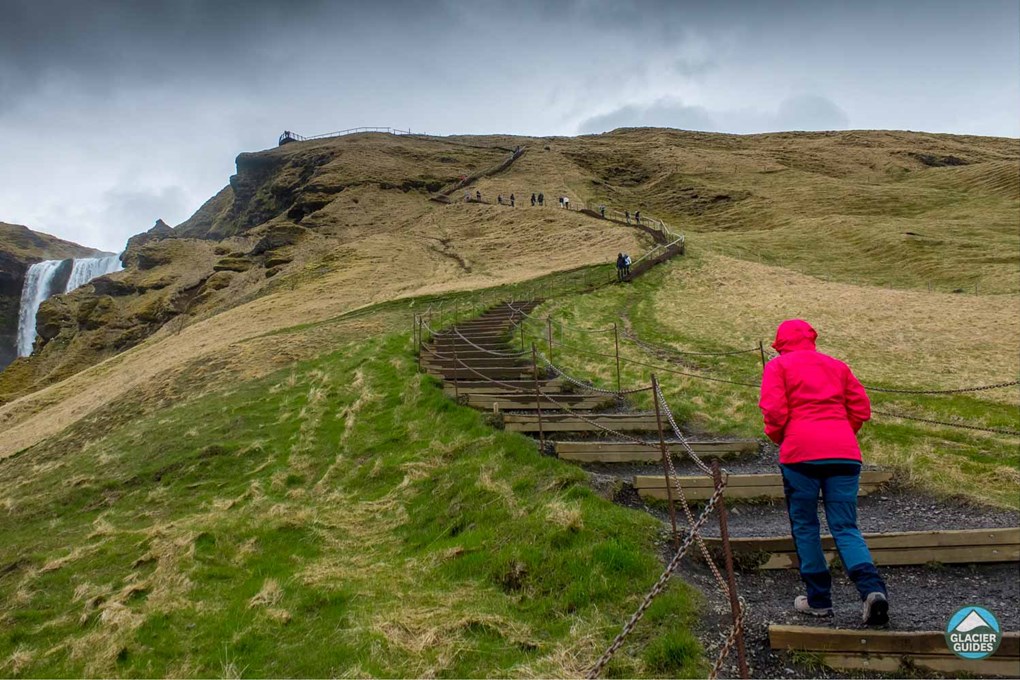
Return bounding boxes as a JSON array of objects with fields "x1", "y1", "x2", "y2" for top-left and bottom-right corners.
[{"x1": 1, "y1": 0, "x2": 1017, "y2": 253}]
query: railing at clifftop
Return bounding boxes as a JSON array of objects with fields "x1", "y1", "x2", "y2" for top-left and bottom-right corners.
[{"x1": 279, "y1": 127, "x2": 413, "y2": 146}]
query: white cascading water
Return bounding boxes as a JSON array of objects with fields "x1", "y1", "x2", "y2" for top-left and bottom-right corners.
[
  {"x1": 16, "y1": 260, "x2": 65, "y2": 357},
  {"x1": 15, "y1": 255, "x2": 123, "y2": 357},
  {"x1": 65, "y1": 254, "x2": 122, "y2": 292}
]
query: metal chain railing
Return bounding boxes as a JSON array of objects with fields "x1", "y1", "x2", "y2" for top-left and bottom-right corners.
[
  {"x1": 585, "y1": 484, "x2": 725, "y2": 679},
  {"x1": 872, "y1": 409, "x2": 1020, "y2": 436}
]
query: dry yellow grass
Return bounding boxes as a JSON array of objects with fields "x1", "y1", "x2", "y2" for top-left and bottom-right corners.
[
  {"x1": 651, "y1": 253, "x2": 1020, "y2": 397},
  {"x1": 0, "y1": 203, "x2": 643, "y2": 459}
]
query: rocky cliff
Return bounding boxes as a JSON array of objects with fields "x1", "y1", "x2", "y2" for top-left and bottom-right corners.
[{"x1": 0, "y1": 222, "x2": 102, "y2": 368}]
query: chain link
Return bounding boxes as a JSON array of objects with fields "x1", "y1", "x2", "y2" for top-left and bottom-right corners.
[
  {"x1": 540, "y1": 353, "x2": 654, "y2": 396},
  {"x1": 586, "y1": 485, "x2": 725, "y2": 678},
  {"x1": 872, "y1": 409, "x2": 1020, "y2": 436},
  {"x1": 866, "y1": 380, "x2": 1020, "y2": 395}
]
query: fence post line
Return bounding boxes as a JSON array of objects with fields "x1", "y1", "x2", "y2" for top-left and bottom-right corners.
[
  {"x1": 758, "y1": 341, "x2": 767, "y2": 371},
  {"x1": 712, "y1": 460, "x2": 750, "y2": 679},
  {"x1": 531, "y1": 343, "x2": 546, "y2": 452},
  {"x1": 613, "y1": 322, "x2": 622, "y2": 394},
  {"x1": 520, "y1": 320, "x2": 526, "y2": 351},
  {"x1": 417, "y1": 316, "x2": 424, "y2": 371},
  {"x1": 651, "y1": 374, "x2": 680, "y2": 549},
  {"x1": 546, "y1": 316, "x2": 555, "y2": 364},
  {"x1": 452, "y1": 338, "x2": 461, "y2": 402}
]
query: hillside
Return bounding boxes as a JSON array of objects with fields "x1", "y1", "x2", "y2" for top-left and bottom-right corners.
[
  {"x1": 0, "y1": 128, "x2": 1017, "y2": 677},
  {"x1": 0, "y1": 223, "x2": 103, "y2": 368}
]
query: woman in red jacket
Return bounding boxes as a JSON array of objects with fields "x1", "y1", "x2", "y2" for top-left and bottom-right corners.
[{"x1": 759, "y1": 319, "x2": 889, "y2": 625}]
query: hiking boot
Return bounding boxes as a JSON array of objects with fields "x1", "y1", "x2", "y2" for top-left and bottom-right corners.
[
  {"x1": 862, "y1": 592, "x2": 889, "y2": 626},
  {"x1": 794, "y1": 595, "x2": 833, "y2": 617}
]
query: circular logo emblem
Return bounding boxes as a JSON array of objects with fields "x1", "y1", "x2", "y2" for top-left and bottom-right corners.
[{"x1": 945, "y1": 606, "x2": 1002, "y2": 660}]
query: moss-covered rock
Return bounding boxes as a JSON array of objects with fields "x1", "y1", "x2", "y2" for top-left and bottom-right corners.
[
  {"x1": 202, "y1": 271, "x2": 234, "y2": 291},
  {"x1": 213, "y1": 257, "x2": 253, "y2": 273}
]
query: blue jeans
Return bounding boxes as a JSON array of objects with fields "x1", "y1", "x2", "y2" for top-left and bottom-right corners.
[{"x1": 781, "y1": 461, "x2": 887, "y2": 609}]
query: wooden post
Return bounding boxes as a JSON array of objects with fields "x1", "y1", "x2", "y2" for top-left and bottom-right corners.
[
  {"x1": 758, "y1": 341, "x2": 767, "y2": 371},
  {"x1": 531, "y1": 343, "x2": 546, "y2": 452},
  {"x1": 417, "y1": 316, "x2": 424, "y2": 371},
  {"x1": 613, "y1": 322, "x2": 622, "y2": 394},
  {"x1": 452, "y1": 339, "x2": 460, "y2": 401},
  {"x1": 546, "y1": 316, "x2": 554, "y2": 364},
  {"x1": 651, "y1": 375, "x2": 680, "y2": 549},
  {"x1": 713, "y1": 460, "x2": 750, "y2": 679}
]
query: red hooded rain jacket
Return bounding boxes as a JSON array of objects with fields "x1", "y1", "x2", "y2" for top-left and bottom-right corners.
[{"x1": 758, "y1": 319, "x2": 871, "y2": 464}]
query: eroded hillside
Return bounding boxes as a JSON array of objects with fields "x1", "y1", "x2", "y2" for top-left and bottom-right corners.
[{"x1": 2, "y1": 128, "x2": 1017, "y2": 452}]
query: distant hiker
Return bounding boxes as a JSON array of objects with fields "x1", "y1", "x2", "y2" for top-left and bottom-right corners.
[
  {"x1": 558, "y1": 196, "x2": 564, "y2": 208},
  {"x1": 599, "y1": 205, "x2": 606, "y2": 218},
  {"x1": 510, "y1": 193, "x2": 515, "y2": 207},
  {"x1": 635, "y1": 210, "x2": 641, "y2": 224},
  {"x1": 563, "y1": 196, "x2": 570, "y2": 209},
  {"x1": 538, "y1": 192, "x2": 544, "y2": 206},
  {"x1": 623, "y1": 253, "x2": 631, "y2": 276},
  {"x1": 759, "y1": 320, "x2": 889, "y2": 626},
  {"x1": 531, "y1": 193, "x2": 537, "y2": 206},
  {"x1": 625, "y1": 210, "x2": 631, "y2": 224},
  {"x1": 498, "y1": 194, "x2": 504, "y2": 205},
  {"x1": 616, "y1": 252, "x2": 626, "y2": 281},
  {"x1": 476, "y1": 190, "x2": 482, "y2": 202}
]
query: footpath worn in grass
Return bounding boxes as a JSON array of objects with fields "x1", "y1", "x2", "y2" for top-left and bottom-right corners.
[
  {"x1": 0, "y1": 307, "x2": 702, "y2": 678},
  {"x1": 524, "y1": 257, "x2": 1019, "y2": 509}
]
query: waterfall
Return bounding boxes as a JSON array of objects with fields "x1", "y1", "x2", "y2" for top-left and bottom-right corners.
[
  {"x1": 65, "y1": 254, "x2": 122, "y2": 292},
  {"x1": 15, "y1": 254, "x2": 123, "y2": 358},
  {"x1": 16, "y1": 260, "x2": 64, "y2": 357}
]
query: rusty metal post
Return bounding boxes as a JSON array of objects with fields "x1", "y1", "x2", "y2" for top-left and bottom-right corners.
[
  {"x1": 613, "y1": 322, "x2": 622, "y2": 394},
  {"x1": 713, "y1": 459, "x2": 749, "y2": 679},
  {"x1": 531, "y1": 343, "x2": 546, "y2": 452},
  {"x1": 520, "y1": 319, "x2": 525, "y2": 351},
  {"x1": 758, "y1": 340, "x2": 767, "y2": 371},
  {"x1": 546, "y1": 316, "x2": 554, "y2": 364},
  {"x1": 651, "y1": 375, "x2": 679, "y2": 549}
]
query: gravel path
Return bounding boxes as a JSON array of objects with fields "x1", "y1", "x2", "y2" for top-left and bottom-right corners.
[
  {"x1": 676, "y1": 545, "x2": 1020, "y2": 679},
  {"x1": 589, "y1": 462, "x2": 1020, "y2": 679}
]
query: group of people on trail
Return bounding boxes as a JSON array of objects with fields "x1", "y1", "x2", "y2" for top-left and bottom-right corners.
[
  {"x1": 624, "y1": 210, "x2": 641, "y2": 225},
  {"x1": 759, "y1": 320, "x2": 889, "y2": 626},
  {"x1": 467, "y1": 191, "x2": 547, "y2": 207},
  {"x1": 615, "y1": 252, "x2": 632, "y2": 280}
]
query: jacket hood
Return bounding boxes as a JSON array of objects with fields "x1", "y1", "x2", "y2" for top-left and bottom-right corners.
[{"x1": 772, "y1": 319, "x2": 818, "y2": 353}]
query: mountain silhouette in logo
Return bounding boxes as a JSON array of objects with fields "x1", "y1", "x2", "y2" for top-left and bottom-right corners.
[{"x1": 955, "y1": 610, "x2": 996, "y2": 633}]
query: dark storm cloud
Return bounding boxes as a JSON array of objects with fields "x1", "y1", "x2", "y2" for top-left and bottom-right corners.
[
  {"x1": 579, "y1": 95, "x2": 850, "y2": 135},
  {"x1": 0, "y1": 0, "x2": 1016, "y2": 252}
]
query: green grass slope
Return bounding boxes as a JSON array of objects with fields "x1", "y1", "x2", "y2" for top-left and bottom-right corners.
[{"x1": 0, "y1": 273, "x2": 701, "y2": 678}]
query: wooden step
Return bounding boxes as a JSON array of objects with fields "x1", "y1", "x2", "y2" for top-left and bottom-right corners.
[
  {"x1": 423, "y1": 357, "x2": 529, "y2": 369},
  {"x1": 636, "y1": 470, "x2": 893, "y2": 501},
  {"x1": 427, "y1": 368, "x2": 533, "y2": 380},
  {"x1": 425, "y1": 349, "x2": 529, "y2": 361},
  {"x1": 467, "y1": 393, "x2": 612, "y2": 411},
  {"x1": 704, "y1": 527, "x2": 1020, "y2": 569},
  {"x1": 441, "y1": 379, "x2": 561, "y2": 394},
  {"x1": 554, "y1": 439, "x2": 758, "y2": 462},
  {"x1": 428, "y1": 339, "x2": 514, "y2": 349},
  {"x1": 769, "y1": 625, "x2": 1020, "y2": 678},
  {"x1": 503, "y1": 412, "x2": 661, "y2": 433},
  {"x1": 433, "y1": 330, "x2": 510, "y2": 338}
]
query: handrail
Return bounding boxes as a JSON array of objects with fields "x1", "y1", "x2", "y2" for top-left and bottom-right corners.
[{"x1": 279, "y1": 127, "x2": 412, "y2": 145}]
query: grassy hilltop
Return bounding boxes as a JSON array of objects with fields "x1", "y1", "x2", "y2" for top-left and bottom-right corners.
[{"x1": 0, "y1": 128, "x2": 1017, "y2": 676}]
